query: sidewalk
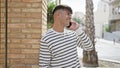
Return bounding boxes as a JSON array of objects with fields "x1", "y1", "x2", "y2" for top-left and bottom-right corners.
[
  {"x1": 78, "y1": 38, "x2": 120, "y2": 68},
  {"x1": 98, "y1": 59, "x2": 120, "y2": 68},
  {"x1": 96, "y1": 39, "x2": 120, "y2": 67},
  {"x1": 79, "y1": 58, "x2": 120, "y2": 68}
]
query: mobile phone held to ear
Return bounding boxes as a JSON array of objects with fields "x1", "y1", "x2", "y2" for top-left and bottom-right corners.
[{"x1": 66, "y1": 22, "x2": 72, "y2": 28}]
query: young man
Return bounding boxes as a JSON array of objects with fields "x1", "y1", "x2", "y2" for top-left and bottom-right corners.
[{"x1": 39, "y1": 5, "x2": 93, "y2": 68}]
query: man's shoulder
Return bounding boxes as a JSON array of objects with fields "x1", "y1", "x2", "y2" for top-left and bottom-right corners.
[{"x1": 41, "y1": 29, "x2": 53, "y2": 41}]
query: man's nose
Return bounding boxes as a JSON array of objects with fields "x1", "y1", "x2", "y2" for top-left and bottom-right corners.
[{"x1": 69, "y1": 16, "x2": 71, "y2": 20}]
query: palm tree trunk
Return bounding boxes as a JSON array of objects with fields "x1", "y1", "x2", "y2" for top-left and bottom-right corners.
[{"x1": 82, "y1": 0, "x2": 98, "y2": 67}]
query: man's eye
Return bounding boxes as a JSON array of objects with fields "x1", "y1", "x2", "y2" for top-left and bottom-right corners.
[{"x1": 68, "y1": 14, "x2": 71, "y2": 16}]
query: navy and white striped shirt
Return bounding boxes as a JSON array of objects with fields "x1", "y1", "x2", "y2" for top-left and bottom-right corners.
[{"x1": 39, "y1": 28, "x2": 93, "y2": 68}]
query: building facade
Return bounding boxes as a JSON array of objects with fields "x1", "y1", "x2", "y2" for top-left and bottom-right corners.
[
  {"x1": 56, "y1": 0, "x2": 61, "y2": 5},
  {"x1": 94, "y1": 0, "x2": 110, "y2": 38},
  {"x1": 94, "y1": 0, "x2": 120, "y2": 38},
  {"x1": 108, "y1": 0, "x2": 120, "y2": 31},
  {"x1": 0, "y1": 0, "x2": 47, "y2": 68}
]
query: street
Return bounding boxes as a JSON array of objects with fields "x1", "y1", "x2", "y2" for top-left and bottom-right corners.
[{"x1": 77, "y1": 38, "x2": 120, "y2": 63}]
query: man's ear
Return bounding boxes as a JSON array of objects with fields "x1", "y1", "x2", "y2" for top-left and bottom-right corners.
[
  {"x1": 57, "y1": 13, "x2": 62, "y2": 18},
  {"x1": 57, "y1": 10, "x2": 63, "y2": 17},
  {"x1": 58, "y1": 13, "x2": 62, "y2": 17}
]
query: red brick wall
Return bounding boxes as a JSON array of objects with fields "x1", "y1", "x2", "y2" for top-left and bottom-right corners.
[{"x1": 0, "y1": 0, "x2": 47, "y2": 68}]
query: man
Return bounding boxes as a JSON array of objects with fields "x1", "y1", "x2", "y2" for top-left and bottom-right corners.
[{"x1": 39, "y1": 5, "x2": 93, "y2": 68}]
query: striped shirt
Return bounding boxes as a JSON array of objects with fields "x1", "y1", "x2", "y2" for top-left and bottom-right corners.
[{"x1": 39, "y1": 28, "x2": 93, "y2": 68}]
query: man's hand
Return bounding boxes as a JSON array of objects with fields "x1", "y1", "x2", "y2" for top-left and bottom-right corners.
[{"x1": 67, "y1": 22, "x2": 79, "y2": 31}]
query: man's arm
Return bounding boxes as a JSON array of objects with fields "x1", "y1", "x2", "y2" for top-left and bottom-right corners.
[
  {"x1": 67, "y1": 22, "x2": 93, "y2": 51},
  {"x1": 75, "y1": 27, "x2": 93, "y2": 51},
  {"x1": 39, "y1": 40, "x2": 51, "y2": 68}
]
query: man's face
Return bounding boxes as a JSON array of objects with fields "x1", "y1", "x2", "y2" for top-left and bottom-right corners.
[{"x1": 60, "y1": 9, "x2": 72, "y2": 27}]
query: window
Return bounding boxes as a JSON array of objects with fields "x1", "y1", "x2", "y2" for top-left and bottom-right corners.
[
  {"x1": 118, "y1": 6, "x2": 120, "y2": 14},
  {"x1": 112, "y1": 8, "x2": 114, "y2": 15}
]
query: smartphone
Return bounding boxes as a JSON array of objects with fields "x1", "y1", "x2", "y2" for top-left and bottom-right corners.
[{"x1": 66, "y1": 22, "x2": 72, "y2": 28}]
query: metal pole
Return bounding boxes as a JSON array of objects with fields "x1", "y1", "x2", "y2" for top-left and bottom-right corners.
[{"x1": 5, "y1": 0, "x2": 8, "y2": 68}]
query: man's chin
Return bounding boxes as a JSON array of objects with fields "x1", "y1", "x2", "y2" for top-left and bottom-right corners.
[
  {"x1": 67, "y1": 22, "x2": 70, "y2": 25},
  {"x1": 66, "y1": 23, "x2": 69, "y2": 26}
]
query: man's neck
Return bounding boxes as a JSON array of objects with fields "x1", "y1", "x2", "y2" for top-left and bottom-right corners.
[{"x1": 52, "y1": 22, "x2": 64, "y2": 32}]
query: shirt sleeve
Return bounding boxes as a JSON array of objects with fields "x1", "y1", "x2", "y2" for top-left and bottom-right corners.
[
  {"x1": 39, "y1": 39, "x2": 51, "y2": 68},
  {"x1": 75, "y1": 27, "x2": 93, "y2": 51}
]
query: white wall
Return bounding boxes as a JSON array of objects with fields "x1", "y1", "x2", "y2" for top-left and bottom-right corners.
[
  {"x1": 94, "y1": 0, "x2": 109, "y2": 38},
  {"x1": 95, "y1": 24, "x2": 103, "y2": 38}
]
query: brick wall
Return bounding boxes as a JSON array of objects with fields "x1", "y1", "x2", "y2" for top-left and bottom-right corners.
[
  {"x1": 0, "y1": 0, "x2": 47, "y2": 68},
  {"x1": 0, "y1": 0, "x2": 6, "y2": 68}
]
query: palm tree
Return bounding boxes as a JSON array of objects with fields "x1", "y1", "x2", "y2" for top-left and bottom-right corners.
[{"x1": 82, "y1": 0, "x2": 98, "y2": 67}]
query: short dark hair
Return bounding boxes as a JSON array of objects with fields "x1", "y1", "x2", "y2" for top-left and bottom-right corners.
[{"x1": 52, "y1": 5, "x2": 73, "y2": 15}]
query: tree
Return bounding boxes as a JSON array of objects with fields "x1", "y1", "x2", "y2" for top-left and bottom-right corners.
[
  {"x1": 47, "y1": 0, "x2": 56, "y2": 29},
  {"x1": 72, "y1": 17, "x2": 82, "y2": 24},
  {"x1": 82, "y1": 0, "x2": 98, "y2": 67}
]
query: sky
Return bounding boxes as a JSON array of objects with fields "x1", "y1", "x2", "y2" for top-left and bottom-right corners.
[{"x1": 61, "y1": 0, "x2": 100, "y2": 14}]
